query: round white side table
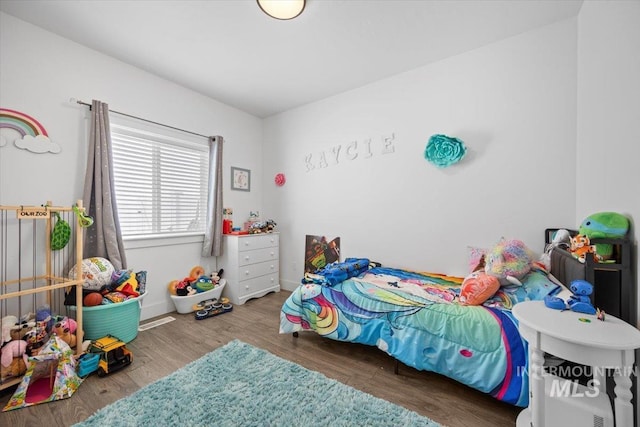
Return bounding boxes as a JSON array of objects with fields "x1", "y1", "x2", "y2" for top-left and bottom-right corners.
[{"x1": 513, "y1": 300, "x2": 640, "y2": 427}]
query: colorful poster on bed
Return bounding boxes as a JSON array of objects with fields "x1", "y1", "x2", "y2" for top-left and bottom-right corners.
[{"x1": 305, "y1": 235, "x2": 340, "y2": 273}]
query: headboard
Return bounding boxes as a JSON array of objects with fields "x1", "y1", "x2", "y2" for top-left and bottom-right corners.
[{"x1": 545, "y1": 228, "x2": 635, "y2": 326}]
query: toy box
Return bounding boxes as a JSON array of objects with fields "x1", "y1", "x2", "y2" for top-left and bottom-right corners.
[
  {"x1": 68, "y1": 294, "x2": 145, "y2": 343},
  {"x1": 170, "y1": 279, "x2": 226, "y2": 314}
]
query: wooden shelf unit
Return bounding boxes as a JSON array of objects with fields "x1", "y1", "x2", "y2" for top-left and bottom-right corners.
[{"x1": 0, "y1": 201, "x2": 86, "y2": 391}]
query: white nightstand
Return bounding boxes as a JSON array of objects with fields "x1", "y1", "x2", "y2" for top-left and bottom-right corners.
[{"x1": 513, "y1": 300, "x2": 640, "y2": 427}]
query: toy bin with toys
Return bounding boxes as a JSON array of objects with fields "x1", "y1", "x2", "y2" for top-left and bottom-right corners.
[
  {"x1": 171, "y1": 279, "x2": 226, "y2": 314},
  {"x1": 68, "y1": 294, "x2": 145, "y2": 343}
]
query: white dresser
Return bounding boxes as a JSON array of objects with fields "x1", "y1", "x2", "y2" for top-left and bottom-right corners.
[{"x1": 219, "y1": 233, "x2": 280, "y2": 305}]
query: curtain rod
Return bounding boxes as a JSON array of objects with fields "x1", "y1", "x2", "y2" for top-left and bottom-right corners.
[{"x1": 72, "y1": 98, "x2": 210, "y2": 139}]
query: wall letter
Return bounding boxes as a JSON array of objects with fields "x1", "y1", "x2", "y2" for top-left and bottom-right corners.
[
  {"x1": 346, "y1": 141, "x2": 358, "y2": 160},
  {"x1": 330, "y1": 144, "x2": 342, "y2": 164},
  {"x1": 381, "y1": 133, "x2": 395, "y2": 154},
  {"x1": 362, "y1": 138, "x2": 373, "y2": 158},
  {"x1": 318, "y1": 152, "x2": 328, "y2": 168},
  {"x1": 304, "y1": 154, "x2": 315, "y2": 172}
]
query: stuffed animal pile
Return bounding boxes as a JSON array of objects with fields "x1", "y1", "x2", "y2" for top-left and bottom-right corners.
[
  {"x1": 248, "y1": 219, "x2": 277, "y2": 234},
  {"x1": 460, "y1": 238, "x2": 537, "y2": 306},
  {"x1": 1, "y1": 306, "x2": 80, "y2": 381},
  {"x1": 66, "y1": 257, "x2": 147, "y2": 306},
  {"x1": 571, "y1": 212, "x2": 629, "y2": 262},
  {"x1": 168, "y1": 266, "x2": 224, "y2": 297}
]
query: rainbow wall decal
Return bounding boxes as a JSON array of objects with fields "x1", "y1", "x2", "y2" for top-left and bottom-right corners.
[
  {"x1": 0, "y1": 108, "x2": 49, "y2": 137},
  {"x1": 0, "y1": 108, "x2": 60, "y2": 153}
]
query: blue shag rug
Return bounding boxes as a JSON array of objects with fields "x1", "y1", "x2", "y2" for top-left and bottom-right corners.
[{"x1": 75, "y1": 340, "x2": 441, "y2": 426}]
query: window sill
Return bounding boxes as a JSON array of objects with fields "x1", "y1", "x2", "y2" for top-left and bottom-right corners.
[{"x1": 123, "y1": 233, "x2": 204, "y2": 250}]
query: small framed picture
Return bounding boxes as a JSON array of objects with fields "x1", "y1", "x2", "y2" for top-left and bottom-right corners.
[{"x1": 231, "y1": 167, "x2": 251, "y2": 192}]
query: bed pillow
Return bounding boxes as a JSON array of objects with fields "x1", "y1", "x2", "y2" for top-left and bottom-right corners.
[
  {"x1": 459, "y1": 271, "x2": 500, "y2": 305},
  {"x1": 500, "y1": 269, "x2": 561, "y2": 304}
]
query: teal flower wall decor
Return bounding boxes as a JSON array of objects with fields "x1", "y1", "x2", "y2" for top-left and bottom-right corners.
[{"x1": 424, "y1": 134, "x2": 466, "y2": 168}]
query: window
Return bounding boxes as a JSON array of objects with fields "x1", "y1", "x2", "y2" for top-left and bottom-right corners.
[{"x1": 110, "y1": 119, "x2": 209, "y2": 239}]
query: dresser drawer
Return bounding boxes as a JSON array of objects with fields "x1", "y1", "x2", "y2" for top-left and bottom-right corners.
[
  {"x1": 234, "y1": 273, "x2": 280, "y2": 303},
  {"x1": 238, "y1": 261, "x2": 279, "y2": 282},
  {"x1": 238, "y1": 247, "x2": 279, "y2": 266},
  {"x1": 238, "y1": 234, "x2": 279, "y2": 252}
]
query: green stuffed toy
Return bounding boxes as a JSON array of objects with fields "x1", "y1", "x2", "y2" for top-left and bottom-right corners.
[
  {"x1": 51, "y1": 212, "x2": 71, "y2": 250},
  {"x1": 578, "y1": 212, "x2": 629, "y2": 260}
]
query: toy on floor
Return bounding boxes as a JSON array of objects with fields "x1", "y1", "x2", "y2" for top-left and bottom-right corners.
[
  {"x1": 89, "y1": 335, "x2": 133, "y2": 376},
  {"x1": 544, "y1": 279, "x2": 597, "y2": 315},
  {"x1": 1, "y1": 339, "x2": 27, "y2": 379},
  {"x1": 194, "y1": 297, "x2": 233, "y2": 320},
  {"x1": 169, "y1": 267, "x2": 224, "y2": 296},
  {"x1": 53, "y1": 318, "x2": 77, "y2": 348},
  {"x1": 76, "y1": 352, "x2": 100, "y2": 377}
]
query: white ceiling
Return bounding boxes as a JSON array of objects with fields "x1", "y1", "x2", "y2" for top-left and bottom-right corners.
[{"x1": 0, "y1": 0, "x2": 583, "y2": 118}]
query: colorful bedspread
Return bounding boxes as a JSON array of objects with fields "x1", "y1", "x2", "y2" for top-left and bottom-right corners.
[{"x1": 280, "y1": 265, "x2": 561, "y2": 407}]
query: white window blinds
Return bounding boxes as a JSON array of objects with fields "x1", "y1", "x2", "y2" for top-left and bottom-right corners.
[{"x1": 110, "y1": 122, "x2": 209, "y2": 239}]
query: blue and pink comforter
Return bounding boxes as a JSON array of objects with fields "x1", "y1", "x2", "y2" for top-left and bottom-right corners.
[{"x1": 280, "y1": 263, "x2": 562, "y2": 407}]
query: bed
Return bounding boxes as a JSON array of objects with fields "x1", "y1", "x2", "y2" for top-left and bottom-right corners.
[{"x1": 279, "y1": 254, "x2": 569, "y2": 407}]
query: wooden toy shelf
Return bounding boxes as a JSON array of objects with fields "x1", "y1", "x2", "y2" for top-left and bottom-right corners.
[{"x1": 0, "y1": 201, "x2": 86, "y2": 391}]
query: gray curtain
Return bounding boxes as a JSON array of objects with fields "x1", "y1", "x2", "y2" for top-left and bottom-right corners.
[
  {"x1": 82, "y1": 100, "x2": 127, "y2": 270},
  {"x1": 202, "y1": 136, "x2": 224, "y2": 257}
]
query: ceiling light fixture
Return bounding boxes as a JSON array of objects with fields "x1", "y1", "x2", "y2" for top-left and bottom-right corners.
[{"x1": 257, "y1": 0, "x2": 306, "y2": 20}]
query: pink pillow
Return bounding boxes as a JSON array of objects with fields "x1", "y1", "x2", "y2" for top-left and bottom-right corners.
[{"x1": 459, "y1": 272, "x2": 500, "y2": 306}]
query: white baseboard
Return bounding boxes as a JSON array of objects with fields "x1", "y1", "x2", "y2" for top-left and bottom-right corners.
[
  {"x1": 280, "y1": 278, "x2": 300, "y2": 292},
  {"x1": 141, "y1": 300, "x2": 178, "y2": 321}
]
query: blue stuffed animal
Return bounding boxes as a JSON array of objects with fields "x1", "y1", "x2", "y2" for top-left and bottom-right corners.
[{"x1": 544, "y1": 279, "x2": 596, "y2": 315}]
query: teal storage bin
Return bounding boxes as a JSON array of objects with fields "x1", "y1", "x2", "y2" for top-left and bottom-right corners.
[{"x1": 69, "y1": 295, "x2": 144, "y2": 343}]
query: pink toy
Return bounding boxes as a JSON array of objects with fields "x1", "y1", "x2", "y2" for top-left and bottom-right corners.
[
  {"x1": 1, "y1": 339, "x2": 27, "y2": 367},
  {"x1": 484, "y1": 238, "x2": 535, "y2": 286}
]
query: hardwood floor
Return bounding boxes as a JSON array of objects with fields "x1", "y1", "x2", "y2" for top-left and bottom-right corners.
[{"x1": 0, "y1": 290, "x2": 520, "y2": 426}]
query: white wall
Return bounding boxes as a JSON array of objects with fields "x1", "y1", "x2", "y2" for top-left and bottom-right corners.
[
  {"x1": 576, "y1": 3, "x2": 640, "y2": 419},
  {"x1": 0, "y1": 13, "x2": 263, "y2": 320},
  {"x1": 263, "y1": 19, "x2": 579, "y2": 290},
  {"x1": 576, "y1": 1, "x2": 640, "y2": 328}
]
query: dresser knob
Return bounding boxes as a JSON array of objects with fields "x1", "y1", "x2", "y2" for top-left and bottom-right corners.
[
  {"x1": 245, "y1": 271, "x2": 250, "y2": 275},
  {"x1": 245, "y1": 256, "x2": 250, "y2": 261},
  {"x1": 270, "y1": 252, "x2": 274, "y2": 256},
  {"x1": 270, "y1": 277, "x2": 274, "y2": 282},
  {"x1": 245, "y1": 285, "x2": 249, "y2": 290},
  {"x1": 270, "y1": 265, "x2": 274, "y2": 270}
]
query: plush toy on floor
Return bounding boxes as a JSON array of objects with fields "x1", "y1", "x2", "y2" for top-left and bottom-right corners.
[{"x1": 544, "y1": 279, "x2": 596, "y2": 315}]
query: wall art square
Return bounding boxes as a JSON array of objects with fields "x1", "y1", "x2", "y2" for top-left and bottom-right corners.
[{"x1": 231, "y1": 167, "x2": 250, "y2": 192}]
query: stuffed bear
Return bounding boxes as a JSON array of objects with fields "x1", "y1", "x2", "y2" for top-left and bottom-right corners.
[
  {"x1": 1, "y1": 315, "x2": 18, "y2": 345},
  {"x1": 1, "y1": 356, "x2": 27, "y2": 379},
  {"x1": 1, "y1": 339, "x2": 27, "y2": 368}
]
